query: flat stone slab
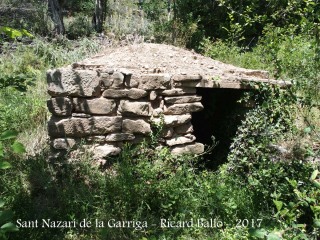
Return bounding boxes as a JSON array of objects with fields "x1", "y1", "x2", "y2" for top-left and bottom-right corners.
[
  {"x1": 122, "y1": 118, "x2": 151, "y2": 135},
  {"x1": 171, "y1": 142, "x2": 205, "y2": 155},
  {"x1": 166, "y1": 134, "x2": 196, "y2": 146},
  {"x1": 164, "y1": 95, "x2": 202, "y2": 104},
  {"x1": 152, "y1": 114, "x2": 192, "y2": 127},
  {"x1": 119, "y1": 100, "x2": 150, "y2": 116},
  {"x1": 134, "y1": 74, "x2": 171, "y2": 90},
  {"x1": 161, "y1": 88, "x2": 197, "y2": 96},
  {"x1": 73, "y1": 98, "x2": 116, "y2": 115},
  {"x1": 105, "y1": 133, "x2": 135, "y2": 141},
  {"x1": 73, "y1": 43, "x2": 290, "y2": 88},
  {"x1": 47, "y1": 67, "x2": 101, "y2": 97},
  {"x1": 48, "y1": 116, "x2": 122, "y2": 137},
  {"x1": 93, "y1": 144, "x2": 121, "y2": 159},
  {"x1": 164, "y1": 102, "x2": 204, "y2": 115},
  {"x1": 174, "y1": 122, "x2": 194, "y2": 134},
  {"x1": 102, "y1": 88, "x2": 147, "y2": 99}
]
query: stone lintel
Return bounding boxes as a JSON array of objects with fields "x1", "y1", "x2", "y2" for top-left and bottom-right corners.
[
  {"x1": 172, "y1": 74, "x2": 202, "y2": 81},
  {"x1": 196, "y1": 78, "x2": 291, "y2": 89},
  {"x1": 161, "y1": 88, "x2": 197, "y2": 96},
  {"x1": 164, "y1": 102, "x2": 204, "y2": 115},
  {"x1": 164, "y1": 95, "x2": 202, "y2": 104}
]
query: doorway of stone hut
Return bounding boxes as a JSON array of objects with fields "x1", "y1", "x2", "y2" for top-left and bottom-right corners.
[{"x1": 191, "y1": 88, "x2": 251, "y2": 169}]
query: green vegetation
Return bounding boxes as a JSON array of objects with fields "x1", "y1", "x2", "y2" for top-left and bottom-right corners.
[
  {"x1": 0, "y1": 0, "x2": 319, "y2": 239},
  {"x1": 0, "y1": 130, "x2": 25, "y2": 239}
]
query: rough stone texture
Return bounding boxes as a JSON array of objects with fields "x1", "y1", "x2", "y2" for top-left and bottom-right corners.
[
  {"x1": 48, "y1": 116, "x2": 122, "y2": 137},
  {"x1": 152, "y1": 108, "x2": 164, "y2": 117},
  {"x1": 135, "y1": 74, "x2": 171, "y2": 90},
  {"x1": 173, "y1": 81, "x2": 200, "y2": 88},
  {"x1": 119, "y1": 100, "x2": 150, "y2": 116},
  {"x1": 161, "y1": 88, "x2": 196, "y2": 96},
  {"x1": 175, "y1": 122, "x2": 194, "y2": 134},
  {"x1": 164, "y1": 102, "x2": 204, "y2": 115},
  {"x1": 73, "y1": 98, "x2": 116, "y2": 115},
  {"x1": 47, "y1": 67, "x2": 101, "y2": 97},
  {"x1": 72, "y1": 113, "x2": 91, "y2": 118},
  {"x1": 172, "y1": 74, "x2": 202, "y2": 81},
  {"x1": 102, "y1": 88, "x2": 147, "y2": 99},
  {"x1": 99, "y1": 73, "x2": 113, "y2": 88},
  {"x1": 86, "y1": 136, "x2": 106, "y2": 143},
  {"x1": 111, "y1": 72, "x2": 124, "y2": 88},
  {"x1": 149, "y1": 91, "x2": 157, "y2": 100},
  {"x1": 129, "y1": 135, "x2": 150, "y2": 144},
  {"x1": 164, "y1": 95, "x2": 202, "y2": 104},
  {"x1": 152, "y1": 114, "x2": 192, "y2": 127},
  {"x1": 48, "y1": 43, "x2": 289, "y2": 157},
  {"x1": 76, "y1": 44, "x2": 287, "y2": 87},
  {"x1": 124, "y1": 75, "x2": 139, "y2": 88},
  {"x1": 122, "y1": 119, "x2": 151, "y2": 135},
  {"x1": 52, "y1": 138, "x2": 77, "y2": 149},
  {"x1": 93, "y1": 144, "x2": 121, "y2": 158},
  {"x1": 161, "y1": 128, "x2": 174, "y2": 138},
  {"x1": 171, "y1": 143, "x2": 204, "y2": 155},
  {"x1": 166, "y1": 134, "x2": 196, "y2": 146},
  {"x1": 47, "y1": 97, "x2": 73, "y2": 116},
  {"x1": 105, "y1": 133, "x2": 135, "y2": 141}
]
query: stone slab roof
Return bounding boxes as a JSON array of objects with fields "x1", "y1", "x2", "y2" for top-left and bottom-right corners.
[{"x1": 73, "y1": 43, "x2": 290, "y2": 89}]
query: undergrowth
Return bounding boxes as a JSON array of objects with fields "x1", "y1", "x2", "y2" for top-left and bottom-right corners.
[
  {"x1": 0, "y1": 15, "x2": 319, "y2": 240},
  {"x1": 0, "y1": 37, "x2": 102, "y2": 135}
]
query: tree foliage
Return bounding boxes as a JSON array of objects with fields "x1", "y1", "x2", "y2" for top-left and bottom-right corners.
[{"x1": 142, "y1": 0, "x2": 320, "y2": 48}]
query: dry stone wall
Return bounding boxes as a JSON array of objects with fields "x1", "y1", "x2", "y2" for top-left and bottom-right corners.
[
  {"x1": 47, "y1": 67, "x2": 205, "y2": 159},
  {"x1": 47, "y1": 43, "x2": 290, "y2": 159}
]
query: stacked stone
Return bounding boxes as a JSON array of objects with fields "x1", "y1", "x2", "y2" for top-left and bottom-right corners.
[{"x1": 47, "y1": 66, "x2": 205, "y2": 158}]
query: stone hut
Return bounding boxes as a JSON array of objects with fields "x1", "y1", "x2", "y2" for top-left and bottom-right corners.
[{"x1": 47, "y1": 43, "x2": 289, "y2": 159}]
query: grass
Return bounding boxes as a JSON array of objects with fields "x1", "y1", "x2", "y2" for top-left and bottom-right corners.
[
  {"x1": 0, "y1": 143, "x2": 261, "y2": 240},
  {"x1": 0, "y1": 37, "x2": 104, "y2": 154},
  {"x1": 0, "y1": 23, "x2": 319, "y2": 239},
  {"x1": 3, "y1": 134, "x2": 317, "y2": 239}
]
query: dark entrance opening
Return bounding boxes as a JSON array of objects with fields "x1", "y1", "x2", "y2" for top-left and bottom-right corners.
[{"x1": 192, "y1": 88, "x2": 250, "y2": 169}]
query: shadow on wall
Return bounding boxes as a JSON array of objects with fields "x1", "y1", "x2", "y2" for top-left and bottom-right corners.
[{"x1": 192, "y1": 88, "x2": 251, "y2": 170}]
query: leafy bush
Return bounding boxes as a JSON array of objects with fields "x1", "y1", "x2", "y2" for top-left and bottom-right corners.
[
  {"x1": 66, "y1": 15, "x2": 93, "y2": 40},
  {"x1": 106, "y1": 0, "x2": 153, "y2": 40},
  {"x1": 0, "y1": 130, "x2": 26, "y2": 239},
  {"x1": 222, "y1": 82, "x2": 320, "y2": 238}
]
